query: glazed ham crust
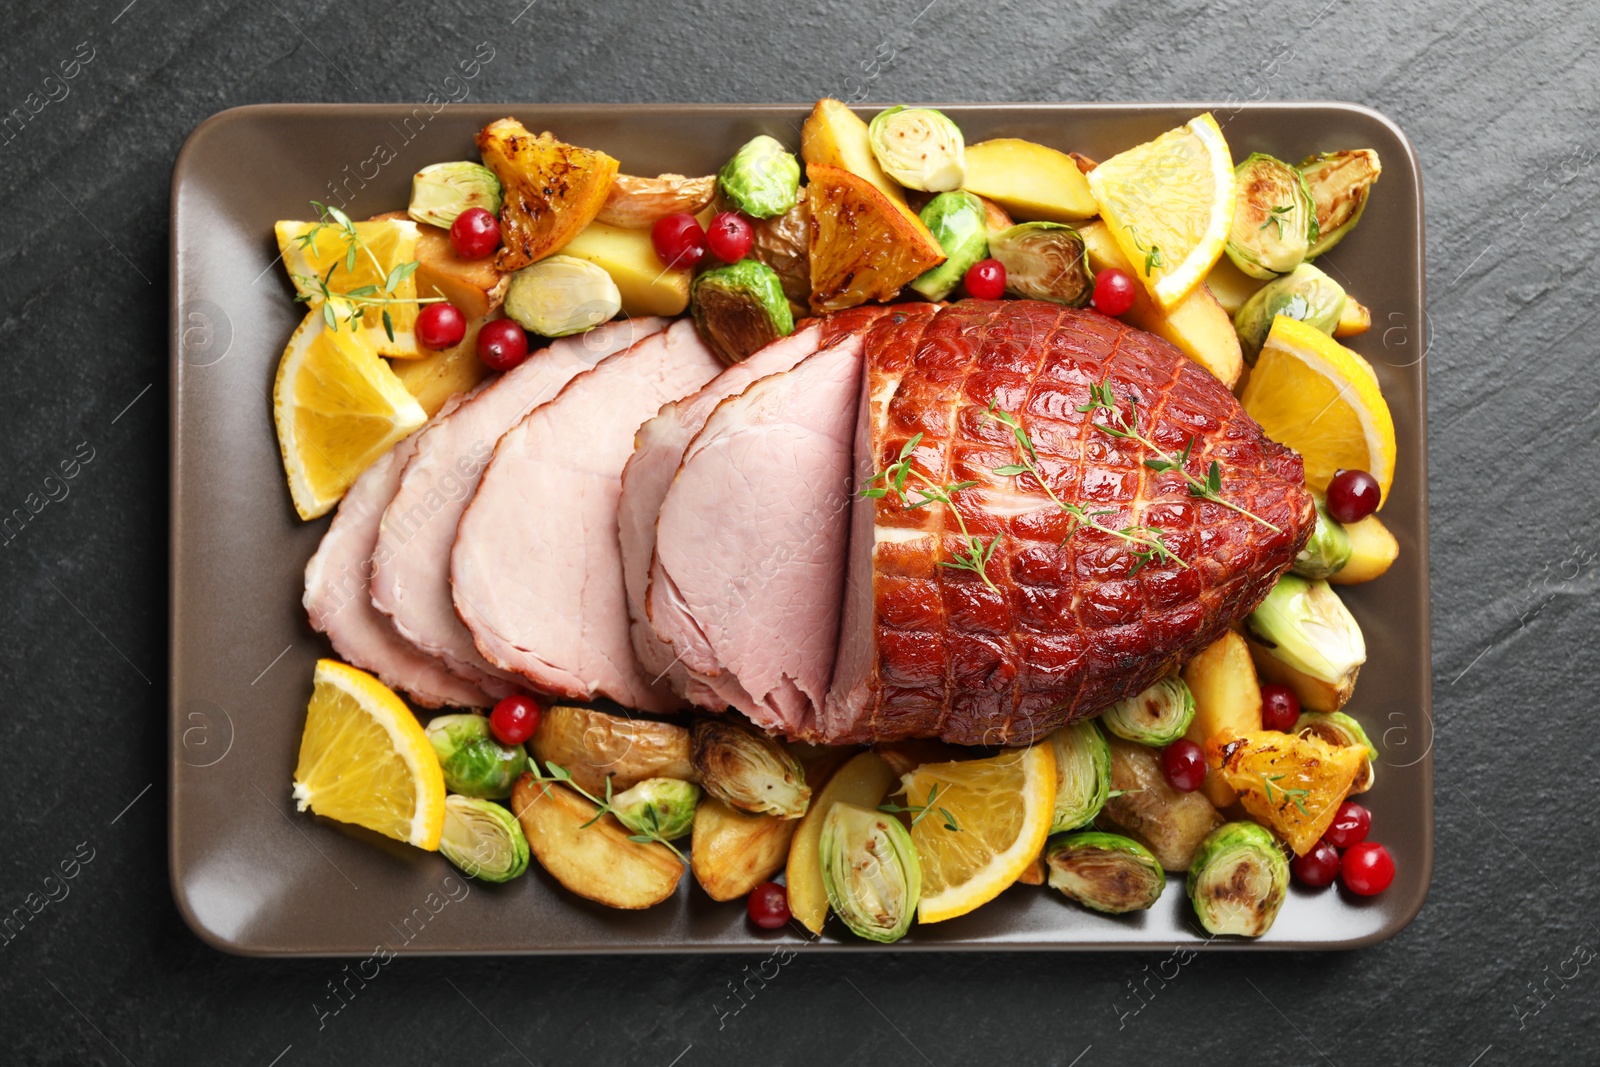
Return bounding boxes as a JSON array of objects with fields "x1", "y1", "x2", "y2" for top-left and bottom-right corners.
[{"x1": 822, "y1": 300, "x2": 1316, "y2": 746}]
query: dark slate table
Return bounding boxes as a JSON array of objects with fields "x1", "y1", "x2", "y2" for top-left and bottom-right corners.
[{"x1": 2, "y1": 0, "x2": 1595, "y2": 1063}]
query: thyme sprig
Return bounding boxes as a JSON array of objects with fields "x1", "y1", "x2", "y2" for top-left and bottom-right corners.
[
  {"x1": 1076, "y1": 381, "x2": 1281, "y2": 533},
  {"x1": 1124, "y1": 224, "x2": 1164, "y2": 276},
  {"x1": 525, "y1": 759, "x2": 687, "y2": 865},
  {"x1": 1261, "y1": 773, "x2": 1311, "y2": 817},
  {"x1": 1259, "y1": 203, "x2": 1294, "y2": 240},
  {"x1": 290, "y1": 200, "x2": 444, "y2": 341},
  {"x1": 879, "y1": 783, "x2": 961, "y2": 833},
  {"x1": 862, "y1": 432, "x2": 1002, "y2": 593}
]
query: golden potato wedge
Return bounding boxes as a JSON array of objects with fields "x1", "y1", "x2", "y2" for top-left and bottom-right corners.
[
  {"x1": 529, "y1": 706, "x2": 694, "y2": 796},
  {"x1": 1079, "y1": 219, "x2": 1243, "y2": 388},
  {"x1": 975, "y1": 195, "x2": 1015, "y2": 234},
  {"x1": 1245, "y1": 638, "x2": 1358, "y2": 712},
  {"x1": 387, "y1": 314, "x2": 495, "y2": 417},
  {"x1": 1016, "y1": 852, "x2": 1046, "y2": 887},
  {"x1": 1334, "y1": 295, "x2": 1373, "y2": 338},
  {"x1": 961, "y1": 138, "x2": 1098, "y2": 222},
  {"x1": 1097, "y1": 735, "x2": 1222, "y2": 872},
  {"x1": 560, "y1": 220, "x2": 693, "y2": 317},
  {"x1": 1203, "y1": 253, "x2": 1266, "y2": 316},
  {"x1": 750, "y1": 190, "x2": 811, "y2": 317},
  {"x1": 511, "y1": 775, "x2": 683, "y2": 909},
  {"x1": 1181, "y1": 631, "x2": 1264, "y2": 809},
  {"x1": 690, "y1": 797, "x2": 798, "y2": 902},
  {"x1": 1329, "y1": 514, "x2": 1399, "y2": 585},
  {"x1": 800, "y1": 98, "x2": 905, "y2": 203},
  {"x1": 806, "y1": 163, "x2": 945, "y2": 312},
  {"x1": 786, "y1": 751, "x2": 897, "y2": 934},
  {"x1": 596, "y1": 173, "x2": 716, "y2": 229},
  {"x1": 477, "y1": 118, "x2": 618, "y2": 271}
]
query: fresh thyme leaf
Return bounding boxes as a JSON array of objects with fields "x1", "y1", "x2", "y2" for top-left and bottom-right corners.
[
  {"x1": 382, "y1": 309, "x2": 395, "y2": 343},
  {"x1": 993, "y1": 463, "x2": 1030, "y2": 477},
  {"x1": 900, "y1": 433, "x2": 923, "y2": 460},
  {"x1": 1259, "y1": 203, "x2": 1293, "y2": 239},
  {"x1": 321, "y1": 302, "x2": 337, "y2": 330},
  {"x1": 880, "y1": 784, "x2": 962, "y2": 832}
]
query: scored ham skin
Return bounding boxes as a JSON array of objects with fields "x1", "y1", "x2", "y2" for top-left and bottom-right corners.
[
  {"x1": 453, "y1": 319, "x2": 723, "y2": 712},
  {"x1": 371, "y1": 317, "x2": 666, "y2": 696},
  {"x1": 823, "y1": 300, "x2": 1316, "y2": 747},
  {"x1": 303, "y1": 412, "x2": 490, "y2": 710}
]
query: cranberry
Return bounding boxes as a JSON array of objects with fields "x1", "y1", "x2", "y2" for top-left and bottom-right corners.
[
  {"x1": 1092, "y1": 267, "x2": 1137, "y2": 316},
  {"x1": 964, "y1": 258, "x2": 1006, "y2": 300},
  {"x1": 1260, "y1": 683, "x2": 1300, "y2": 732},
  {"x1": 477, "y1": 318, "x2": 530, "y2": 372},
  {"x1": 449, "y1": 207, "x2": 500, "y2": 259},
  {"x1": 705, "y1": 211, "x2": 754, "y2": 263},
  {"x1": 1324, "y1": 800, "x2": 1372, "y2": 849},
  {"x1": 1161, "y1": 738, "x2": 1206, "y2": 792},
  {"x1": 1292, "y1": 839, "x2": 1341, "y2": 887},
  {"x1": 415, "y1": 302, "x2": 466, "y2": 349},
  {"x1": 651, "y1": 212, "x2": 707, "y2": 268},
  {"x1": 747, "y1": 881, "x2": 791, "y2": 929},
  {"x1": 489, "y1": 695, "x2": 541, "y2": 746},
  {"x1": 1341, "y1": 841, "x2": 1395, "y2": 896},
  {"x1": 1326, "y1": 468, "x2": 1381, "y2": 523}
]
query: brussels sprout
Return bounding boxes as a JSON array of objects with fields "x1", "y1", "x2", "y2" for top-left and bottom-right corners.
[
  {"x1": 691, "y1": 718, "x2": 811, "y2": 819},
  {"x1": 1046, "y1": 831, "x2": 1166, "y2": 914},
  {"x1": 1233, "y1": 263, "x2": 1347, "y2": 363},
  {"x1": 867, "y1": 106, "x2": 965, "y2": 192},
  {"x1": 1292, "y1": 497, "x2": 1352, "y2": 580},
  {"x1": 1100, "y1": 674, "x2": 1196, "y2": 748},
  {"x1": 1049, "y1": 719, "x2": 1112, "y2": 833},
  {"x1": 1186, "y1": 821, "x2": 1288, "y2": 937},
  {"x1": 987, "y1": 222, "x2": 1094, "y2": 307},
  {"x1": 503, "y1": 254, "x2": 622, "y2": 337},
  {"x1": 612, "y1": 777, "x2": 701, "y2": 841},
  {"x1": 1225, "y1": 153, "x2": 1316, "y2": 280},
  {"x1": 407, "y1": 161, "x2": 503, "y2": 228},
  {"x1": 425, "y1": 714, "x2": 525, "y2": 799},
  {"x1": 717, "y1": 135, "x2": 801, "y2": 219},
  {"x1": 819, "y1": 802, "x2": 921, "y2": 943},
  {"x1": 1300, "y1": 149, "x2": 1382, "y2": 258},
  {"x1": 690, "y1": 259, "x2": 795, "y2": 364},
  {"x1": 1294, "y1": 711, "x2": 1378, "y2": 794},
  {"x1": 439, "y1": 794, "x2": 529, "y2": 883},
  {"x1": 1246, "y1": 574, "x2": 1367, "y2": 708},
  {"x1": 910, "y1": 191, "x2": 989, "y2": 300}
]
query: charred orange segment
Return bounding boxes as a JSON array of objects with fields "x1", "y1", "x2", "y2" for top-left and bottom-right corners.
[
  {"x1": 477, "y1": 118, "x2": 619, "y2": 271},
  {"x1": 1206, "y1": 729, "x2": 1365, "y2": 855},
  {"x1": 805, "y1": 163, "x2": 946, "y2": 312}
]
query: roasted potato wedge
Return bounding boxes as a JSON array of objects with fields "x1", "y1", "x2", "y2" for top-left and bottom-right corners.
[
  {"x1": 806, "y1": 163, "x2": 945, "y2": 312},
  {"x1": 1016, "y1": 852, "x2": 1047, "y2": 887},
  {"x1": 961, "y1": 138, "x2": 1098, "y2": 222},
  {"x1": 750, "y1": 189, "x2": 811, "y2": 317},
  {"x1": 561, "y1": 220, "x2": 693, "y2": 316},
  {"x1": 1334, "y1": 295, "x2": 1372, "y2": 337},
  {"x1": 529, "y1": 705, "x2": 693, "y2": 796},
  {"x1": 800, "y1": 98, "x2": 905, "y2": 203},
  {"x1": 691, "y1": 797, "x2": 797, "y2": 902},
  {"x1": 1203, "y1": 253, "x2": 1266, "y2": 317},
  {"x1": 976, "y1": 195, "x2": 1015, "y2": 235},
  {"x1": 1246, "y1": 639, "x2": 1358, "y2": 712},
  {"x1": 595, "y1": 172, "x2": 716, "y2": 229},
  {"x1": 1098, "y1": 735, "x2": 1223, "y2": 872},
  {"x1": 786, "y1": 751, "x2": 897, "y2": 934},
  {"x1": 388, "y1": 313, "x2": 496, "y2": 417},
  {"x1": 1329, "y1": 514, "x2": 1399, "y2": 585},
  {"x1": 477, "y1": 118, "x2": 618, "y2": 271},
  {"x1": 1181, "y1": 631, "x2": 1264, "y2": 809},
  {"x1": 511, "y1": 775, "x2": 683, "y2": 909}
]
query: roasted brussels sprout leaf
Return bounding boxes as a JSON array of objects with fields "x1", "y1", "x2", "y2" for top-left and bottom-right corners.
[
  {"x1": 1292, "y1": 497, "x2": 1353, "y2": 580},
  {"x1": 820, "y1": 802, "x2": 921, "y2": 943},
  {"x1": 718, "y1": 135, "x2": 801, "y2": 219},
  {"x1": 988, "y1": 222, "x2": 1094, "y2": 306},
  {"x1": 1049, "y1": 719, "x2": 1111, "y2": 833},
  {"x1": 910, "y1": 191, "x2": 989, "y2": 300},
  {"x1": 1225, "y1": 153, "x2": 1316, "y2": 279},
  {"x1": 1233, "y1": 263, "x2": 1347, "y2": 363},
  {"x1": 477, "y1": 118, "x2": 618, "y2": 271},
  {"x1": 439, "y1": 794, "x2": 530, "y2": 883},
  {"x1": 1100, "y1": 673, "x2": 1196, "y2": 747},
  {"x1": 690, "y1": 259, "x2": 795, "y2": 364},
  {"x1": 408, "y1": 161, "x2": 504, "y2": 229},
  {"x1": 1186, "y1": 821, "x2": 1289, "y2": 937},
  {"x1": 1300, "y1": 149, "x2": 1382, "y2": 258},
  {"x1": 1294, "y1": 711, "x2": 1379, "y2": 794},
  {"x1": 1245, "y1": 574, "x2": 1366, "y2": 711},
  {"x1": 503, "y1": 254, "x2": 622, "y2": 337},
  {"x1": 867, "y1": 106, "x2": 965, "y2": 192},
  {"x1": 612, "y1": 777, "x2": 701, "y2": 841},
  {"x1": 425, "y1": 713, "x2": 525, "y2": 799},
  {"x1": 1046, "y1": 831, "x2": 1166, "y2": 914},
  {"x1": 691, "y1": 718, "x2": 811, "y2": 819}
]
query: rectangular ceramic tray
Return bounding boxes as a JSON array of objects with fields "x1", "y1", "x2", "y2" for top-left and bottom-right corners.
[{"x1": 169, "y1": 102, "x2": 1431, "y2": 954}]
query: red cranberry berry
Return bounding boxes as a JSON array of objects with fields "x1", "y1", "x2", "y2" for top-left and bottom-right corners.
[
  {"x1": 1260, "y1": 683, "x2": 1301, "y2": 732},
  {"x1": 964, "y1": 258, "x2": 1006, "y2": 300},
  {"x1": 488, "y1": 695, "x2": 541, "y2": 745},
  {"x1": 651, "y1": 212, "x2": 707, "y2": 268},
  {"x1": 1161, "y1": 738, "x2": 1207, "y2": 792},
  {"x1": 1092, "y1": 267, "x2": 1137, "y2": 316},
  {"x1": 449, "y1": 207, "x2": 501, "y2": 259},
  {"x1": 1341, "y1": 841, "x2": 1395, "y2": 896},
  {"x1": 416, "y1": 302, "x2": 466, "y2": 349},
  {"x1": 747, "y1": 881, "x2": 791, "y2": 929},
  {"x1": 1291, "y1": 839, "x2": 1341, "y2": 888},
  {"x1": 1326, "y1": 468, "x2": 1381, "y2": 523},
  {"x1": 705, "y1": 211, "x2": 755, "y2": 263},
  {"x1": 1323, "y1": 801, "x2": 1372, "y2": 849},
  {"x1": 476, "y1": 318, "x2": 530, "y2": 372}
]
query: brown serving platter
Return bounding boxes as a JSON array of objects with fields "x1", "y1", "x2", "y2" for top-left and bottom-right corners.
[{"x1": 169, "y1": 103, "x2": 1431, "y2": 954}]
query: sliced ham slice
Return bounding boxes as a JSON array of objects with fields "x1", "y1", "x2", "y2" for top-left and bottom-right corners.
[
  {"x1": 371, "y1": 318, "x2": 666, "y2": 695},
  {"x1": 452, "y1": 319, "x2": 722, "y2": 711},
  {"x1": 303, "y1": 414, "x2": 489, "y2": 709}
]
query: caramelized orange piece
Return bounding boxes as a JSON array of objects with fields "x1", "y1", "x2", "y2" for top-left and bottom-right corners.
[
  {"x1": 477, "y1": 118, "x2": 618, "y2": 271},
  {"x1": 1206, "y1": 729, "x2": 1365, "y2": 855},
  {"x1": 805, "y1": 163, "x2": 945, "y2": 312}
]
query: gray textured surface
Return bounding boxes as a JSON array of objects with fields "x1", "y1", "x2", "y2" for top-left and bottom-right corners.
[{"x1": 0, "y1": 0, "x2": 1595, "y2": 1063}]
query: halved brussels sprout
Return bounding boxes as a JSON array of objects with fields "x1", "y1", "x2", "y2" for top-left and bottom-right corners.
[
  {"x1": 1233, "y1": 263, "x2": 1347, "y2": 363},
  {"x1": 1225, "y1": 153, "x2": 1316, "y2": 280},
  {"x1": 1246, "y1": 574, "x2": 1367, "y2": 709},
  {"x1": 1300, "y1": 149, "x2": 1382, "y2": 258},
  {"x1": 1100, "y1": 674, "x2": 1196, "y2": 748},
  {"x1": 867, "y1": 106, "x2": 965, "y2": 192},
  {"x1": 504, "y1": 254, "x2": 622, "y2": 337},
  {"x1": 987, "y1": 222, "x2": 1094, "y2": 307},
  {"x1": 1292, "y1": 497, "x2": 1353, "y2": 580},
  {"x1": 1186, "y1": 821, "x2": 1288, "y2": 937},
  {"x1": 1049, "y1": 719, "x2": 1111, "y2": 833},
  {"x1": 717, "y1": 135, "x2": 801, "y2": 219},
  {"x1": 612, "y1": 777, "x2": 701, "y2": 840},
  {"x1": 1294, "y1": 711, "x2": 1378, "y2": 794},
  {"x1": 438, "y1": 794, "x2": 530, "y2": 883},
  {"x1": 690, "y1": 259, "x2": 795, "y2": 364},
  {"x1": 425, "y1": 714, "x2": 525, "y2": 799},
  {"x1": 408, "y1": 161, "x2": 503, "y2": 228},
  {"x1": 820, "y1": 802, "x2": 921, "y2": 943},
  {"x1": 691, "y1": 718, "x2": 810, "y2": 819},
  {"x1": 910, "y1": 191, "x2": 989, "y2": 300},
  {"x1": 1047, "y1": 831, "x2": 1166, "y2": 914}
]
